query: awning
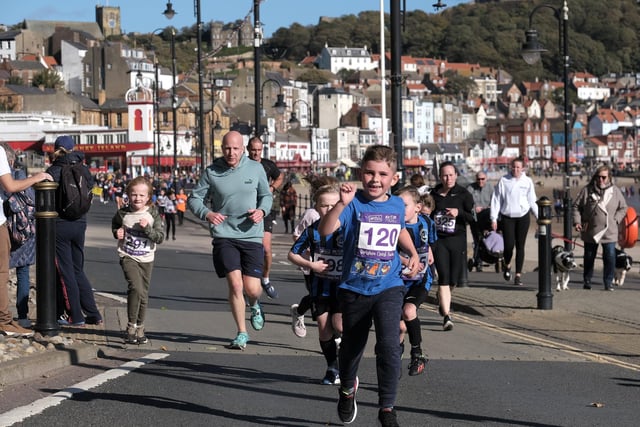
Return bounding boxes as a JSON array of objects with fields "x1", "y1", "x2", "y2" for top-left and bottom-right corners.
[{"x1": 340, "y1": 158, "x2": 359, "y2": 168}]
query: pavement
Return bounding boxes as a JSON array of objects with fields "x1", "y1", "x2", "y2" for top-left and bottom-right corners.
[{"x1": 1, "y1": 174, "x2": 640, "y2": 388}]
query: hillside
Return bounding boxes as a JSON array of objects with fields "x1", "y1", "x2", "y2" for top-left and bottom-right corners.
[{"x1": 268, "y1": 0, "x2": 640, "y2": 82}]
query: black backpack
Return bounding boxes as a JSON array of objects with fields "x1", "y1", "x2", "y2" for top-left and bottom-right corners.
[{"x1": 57, "y1": 162, "x2": 92, "y2": 220}]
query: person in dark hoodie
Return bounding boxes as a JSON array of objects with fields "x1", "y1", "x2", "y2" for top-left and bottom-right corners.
[
  {"x1": 430, "y1": 161, "x2": 474, "y2": 331},
  {"x1": 46, "y1": 135, "x2": 102, "y2": 326}
]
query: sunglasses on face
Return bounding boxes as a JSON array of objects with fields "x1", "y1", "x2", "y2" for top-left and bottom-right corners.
[
  {"x1": 477, "y1": 178, "x2": 486, "y2": 181},
  {"x1": 597, "y1": 175, "x2": 608, "y2": 180}
]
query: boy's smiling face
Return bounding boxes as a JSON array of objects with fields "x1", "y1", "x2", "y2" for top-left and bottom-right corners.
[{"x1": 360, "y1": 160, "x2": 399, "y2": 202}]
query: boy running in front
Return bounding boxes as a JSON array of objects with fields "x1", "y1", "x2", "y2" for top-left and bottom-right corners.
[{"x1": 319, "y1": 145, "x2": 421, "y2": 427}]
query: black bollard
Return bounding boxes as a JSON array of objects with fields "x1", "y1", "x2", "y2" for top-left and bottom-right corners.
[
  {"x1": 536, "y1": 196, "x2": 553, "y2": 310},
  {"x1": 34, "y1": 181, "x2": 59, "y2": 336}
]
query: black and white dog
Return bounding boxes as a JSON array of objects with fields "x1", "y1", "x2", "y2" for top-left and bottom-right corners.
[
  {"x1": 614, "y1": 249, "x2": 633, "y2": 287},
  {"x1": 552, "y1": 245, "x2": 577, "y2": 291}
]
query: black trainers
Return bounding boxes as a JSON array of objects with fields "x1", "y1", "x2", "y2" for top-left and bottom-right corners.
[
  {"x1": 503, "y1": 267, "x2": 512, "y2": 281},
  {"x1": 514, "y1": 275, "x2": 522, "y2": 286},
  {"x1": 378, "y1": 408, "x2": 399, "y2": 427},
  {"x1": 443, "y1": 315, "x2": 454, "y2": 331},
  {"x1": 408, "y1": 354, "x2": 428, "y2": 376},
  {"x1": 337, "y1": 377, "x2": 358, "y2": 424}
]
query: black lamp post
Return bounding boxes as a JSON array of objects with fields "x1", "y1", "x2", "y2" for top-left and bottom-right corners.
[
  {"x1": 522, "y1": 0, "x2": 571, "y2": 250},
  {"x1": 260, "y1": 78, "x2": 287, "y2": 155},
  {"x1": 288, "y1": 99, "x2": 315, "y2": 173},
  {"x1": 194, "y1": 0, "x2": 205, "y2": 173},
  {"x1": 390, "y1": 0, "x2": 404, "y2": 187},
  {"x1": 254, "y1": 0, "x2": 262, "y2": 137},
  {"x1": 163, "y1": 1, "x2": 179, "y2": 190}
]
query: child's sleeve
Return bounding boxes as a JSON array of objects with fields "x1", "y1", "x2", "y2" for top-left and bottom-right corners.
[
  {"x1": 111, "y1": 211, "x2": 123, "y2": 239},
  {"x1": 146, "y1": 206, "x2": 166, "y2": 244}
]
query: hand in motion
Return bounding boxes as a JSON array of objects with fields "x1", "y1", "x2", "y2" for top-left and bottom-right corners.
[{"x1": 206, "y1": 211, "x2": 228, "y2": 226}]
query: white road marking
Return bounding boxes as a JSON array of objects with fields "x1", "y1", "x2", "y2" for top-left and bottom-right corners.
[
  {"x1": 0, "y1": 353, "x2": 169, "y2": 427},
  {"x1": 94, "y1": 291, "x2": 127, "y2": 304}
]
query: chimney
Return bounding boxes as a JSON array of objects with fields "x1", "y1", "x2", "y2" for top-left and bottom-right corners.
[{"x1": 98, "y1": 90, "x2": 106, "y2": 106}]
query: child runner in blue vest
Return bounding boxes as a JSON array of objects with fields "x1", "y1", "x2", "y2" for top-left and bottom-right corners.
[
  {"x1": 394, "y1": 186, "x2": 437, "y2": 377},
  {"x1": 288, "y1": 184, "x2": 343, "y2": 385},
  {"x1": 319, "y1": 145, "x2": 421, "y2": 427}
]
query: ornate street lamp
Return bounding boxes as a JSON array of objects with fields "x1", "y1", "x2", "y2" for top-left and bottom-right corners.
[
  {"x1": 288, "y1": 99, "x2": 315, "y2": 173},
  {"x1": 522, "y1": 0, "x2": 571, "y2": 250},
  {"x1": 163, "y1": 1, "x2": 179, "y2": 190}
]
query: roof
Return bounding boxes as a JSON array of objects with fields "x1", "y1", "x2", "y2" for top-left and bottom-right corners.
[
  {"x1": 5, "y1": 84, "x2": 56, "y2": 95},
  {"x1": 8, "y1": 61, "x2": 46, "y2": 71},
  {"x1": 24, "y1": 20, "x2": 103, "y2": 40},
  {"x1": 322, "y1": 45, "x2": 369, "y2": 58},
  {"x1": 0, "y1": 30, "x2": 21, "y2": 40}
]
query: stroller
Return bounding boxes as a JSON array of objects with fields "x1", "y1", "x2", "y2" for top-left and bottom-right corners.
[
  {"x1": 468, "y1": 209, "x2": 505, "y2": 273},
  {"x1": 477, "y1": 231, "x2": 505, "y2": 272}
]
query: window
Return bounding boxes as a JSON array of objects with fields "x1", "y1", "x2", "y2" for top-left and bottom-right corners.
[
  {"x1": 116, "y1": 113, "x2": 122, "y2": 127},
  {"x1": 86, "y1": 135, "x2": 97, "y2": 144},
  {"x1": 103, "y1": 113, "x2": 109, "y2": 126}
]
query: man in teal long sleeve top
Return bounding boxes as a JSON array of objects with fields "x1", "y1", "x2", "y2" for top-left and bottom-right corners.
[{"x1": 188, "y1": 131, "x2": 273, "y2": 349}]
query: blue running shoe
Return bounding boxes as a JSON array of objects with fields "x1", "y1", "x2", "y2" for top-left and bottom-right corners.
[
  {"x1": 250, "y1": 302, "x2": 265, "y2": 331},
  {"x1": 261, "y1": 280, "x2": 278, "y2": 299},
  {"x1": 228, "y1": 332, "x2": 249, "y2": 350}
]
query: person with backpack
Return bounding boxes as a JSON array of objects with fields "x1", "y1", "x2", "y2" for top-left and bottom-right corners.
[
  {"x1": 1, "y1": 144, "x2": 36, "y2": 329},
  {"x1": 46, "y1": 135, "x2": 101, "y2": 326},
  {"x1": 0, "y1": 144, "x2": 51, "y2": 336}
]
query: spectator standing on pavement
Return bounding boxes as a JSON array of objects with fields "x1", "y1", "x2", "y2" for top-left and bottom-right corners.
[
  {"x1": 1, "y1": 144, "x2": 37, "y2": 329},
  {"x1": 288, "y1": 184, "x2": 343, "y2": 385},
  {"x1": 395, "y1": 185, "x2": 436, "y2": 377},
  {"x1": 280, "y1": 181, "x2": 297, "y2": 233},
  {"x1": 290, "y1": 176, "x2": 341, "y2": 339},
  {"x1": 467, "y1": 172, "x2": 493, "y2": 271},
  {"x1": 188, "y1": 131, "x2": 272, "y2": 349},
  {"x1": 163, "y1": 190, "x2": 177, "y2": 240},
  {"x1": 112, "y1": 176, "x2": 165, "y2": 344},
  {"x1": 46, "y1": 135, "x2": 103, "y2": 327},
  {"x1": 247, "y1": 136, "x2": 283, "y2": 299},
  {"x1": 431, "y1": 162, "x2": 474, "y2": 331},
  {"x1": 319, "y1": 145, "x2": 421, "y2": 426},
  {"x1": 490, "y1": 157, "x2": 538, "y2": 286},
  {"x1": 572, "y1": 165, "x2": 627, "y2": 291},
  {"x1": 175, "y1": 187, "x2": 187, "y2": 225},
  {"x1": 0, "y1": 144, "x2": 51, "y2": 336}
]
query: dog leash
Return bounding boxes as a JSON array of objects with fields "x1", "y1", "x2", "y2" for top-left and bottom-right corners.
[{"x1": 551, "y1": 233, "x2": 582, "y2": 249}]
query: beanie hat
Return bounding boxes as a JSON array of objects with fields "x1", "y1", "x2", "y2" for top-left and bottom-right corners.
[{"x1": 54, "y1": 135, "x2": 74, "y2": 151}]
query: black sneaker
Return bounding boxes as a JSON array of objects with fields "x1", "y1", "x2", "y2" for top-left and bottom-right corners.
[
  {"x1": 443, "y1": 315, "x2": 454, "y2": 331},
  {"x1": 337, "y1": 377, "x2": 358, "y2": 424},
  {"x1": 514, "y1": 275, "x2": 522, "y2": 286},
  {"x1": 378, "y1": 408, "x2": 399, "y2": 427},
  {"x1": 583, "y1": 281, "x2": 592, "y2": 290},
  {"x1": 503, "y1": 267, "x2": 512, "y2": 281},
  {"x1": 408, "y1": 354, "x2": 427, "y2": 376}
]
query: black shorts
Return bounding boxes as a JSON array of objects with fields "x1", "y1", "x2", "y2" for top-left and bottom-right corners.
[
  {"x1": 311, "y1": 296, "x2": 341, "y2": 321},
  {"x1": 403, "y1": 284, "x2": 429, "y2": 308},
  {"x1": 264, "y1": 211, "x2": 275, "y2": 233},
  {"x1": 212, "y1": 238, "x2": 263, "y2": 279}
]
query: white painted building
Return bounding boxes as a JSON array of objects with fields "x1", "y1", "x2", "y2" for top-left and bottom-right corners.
[{"x1": 316, "y1": 44, "x2": 375, "y2": 74}]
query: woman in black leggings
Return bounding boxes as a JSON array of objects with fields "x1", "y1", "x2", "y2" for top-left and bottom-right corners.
[
  {"x1": 490, "y1": 157, "x2": 538, "y2": 285},
  {"x1": 431, "y1": 162, "x2": 474, "y2": 331}
]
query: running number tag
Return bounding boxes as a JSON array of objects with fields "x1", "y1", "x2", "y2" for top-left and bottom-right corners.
[
  {"x1": 434, "y1": 210, "x2": 456, "y2": 234},
  {"x1": 352, "y1": 212, "x2": 401, "y2": 278},
  {"x1": 123, "y1": 228, "x2": 152, "y2": 257},
  {"x1": 400, "y1": 247, "x2": 429, "y2": 281},
  {"x1": 313, "y1": 248, "x2": 343, "y2": 280}
]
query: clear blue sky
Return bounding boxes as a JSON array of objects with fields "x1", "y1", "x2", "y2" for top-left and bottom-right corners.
[{"x1": 2, "y1": 0, "x2": 467, "y2": 37}]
